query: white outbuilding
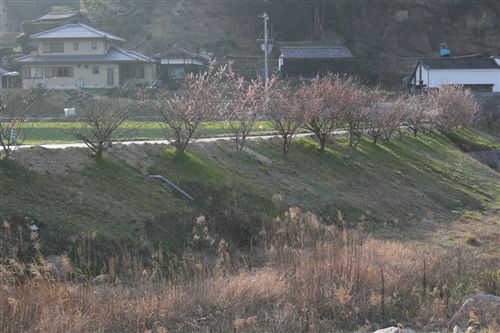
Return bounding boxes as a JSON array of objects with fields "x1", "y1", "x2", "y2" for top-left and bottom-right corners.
[{"x1": 408, "y1": 55, "x2": 500, "y2": 93}]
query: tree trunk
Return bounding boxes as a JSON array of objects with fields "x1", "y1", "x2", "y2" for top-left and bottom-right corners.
[{"x1": 319, "y1": 138, "x2": 326, "y2": 152}]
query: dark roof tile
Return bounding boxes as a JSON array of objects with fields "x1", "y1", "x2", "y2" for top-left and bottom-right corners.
[
  {"x1": 15, "y1": 47, "x2": 154, "y2": 63},
  {"x1": 280, "y1": 46, "x2": 353, "y2": 59},
  {"x1": 30, "y1": 23, "x2": 126, "y2": 42},
  {"x1": 420, "y1": 57, "x2": 499, "y2": 69}
]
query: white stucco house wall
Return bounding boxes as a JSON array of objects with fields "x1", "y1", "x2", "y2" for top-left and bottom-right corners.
[
  {"x1": 15, "y1": 23, "x2": 157, "y2": 89},
  {"x1": 408, "y1": 56, "x2": 500, "y2": 93}
]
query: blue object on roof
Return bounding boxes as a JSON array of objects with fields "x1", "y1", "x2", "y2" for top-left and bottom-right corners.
[
  {"x1": 29, "y1": 23, "x2": 126, "y2": 43},
  {"x1": 15, "y1": 47, "x2": 154, "y2": 63},
  {"x1": 440, "y1": 45, "x2": 451, "y2": 57},
  {"x1": 420, "y1": 56, "x2": 500, "y2": 70}
]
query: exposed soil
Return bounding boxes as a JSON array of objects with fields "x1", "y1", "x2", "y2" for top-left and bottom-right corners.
[
  {"x1": 12, "y1": 146, "x2": 94, "y2": 175},
  {"x1": 109, "y1": 143, "x2": 165, "y2": 174}
]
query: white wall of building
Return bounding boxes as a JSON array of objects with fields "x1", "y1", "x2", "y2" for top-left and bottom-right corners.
[
  {"x1": 22, "y1": 63, "x2": 120, "y2": 89},
  {"x1": 415, "y1": 64, "x2": 500, "y2": 92},
  {"x1": 21, "y1": 63, "x2": 156, "y2": 89},
  {"x1": 36, "y1": 39, "x2": 117, "y2": 56}
]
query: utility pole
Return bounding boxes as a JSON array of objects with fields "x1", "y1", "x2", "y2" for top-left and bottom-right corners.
[
  {"x1": 258, "y1": 12, "x2": 273, "y2": 83},
  {"x1": 0, "y1": 0, "x2": 7, "y2": 35},
  {"x1": 263, "y1": 12, "x2": 269, "y2": 83}
]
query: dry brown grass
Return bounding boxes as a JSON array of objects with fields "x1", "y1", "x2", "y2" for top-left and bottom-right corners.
[{"x1": 1, "y1": 208, "x2": 498, "y2": 332}]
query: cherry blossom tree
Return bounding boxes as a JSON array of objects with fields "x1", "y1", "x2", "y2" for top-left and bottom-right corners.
[
  {"x1": 382, "y1": 96, "x2": 405, "y2": 141},
  {"x1": 266, "y1": 81, "x2": 305, "y2": 155},
  {"x1": 364, "y1": 88, "x2": 388, "y2": 145},
  {"x1": 302, "y1": 74, "x2": 369, "y2": 151},
  {"x1": 300, "y1": 74, "x2": 340, "y2": 152},
  {"x1": 222, "y1": 68, "x2": 271, "y2": 152},
  {"x1": 427, "y1": 85, "x2": 478, "y2": 134},
  {"x1": 402, "y1": 94, "x2": 431, "y2": 138},
  {"x1": 152, "y1": 63, "x2": 226, "y2": 153},
  {"x1": 336, "y1": 76, "x2": 366, "y2": 147}
]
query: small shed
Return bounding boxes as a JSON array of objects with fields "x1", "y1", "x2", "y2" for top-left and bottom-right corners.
[
  {"x1": 278, "y1": 44, "x2": 354, "y2": 78},
  {"x1": 408, "y1": 55, "x2": 500, "y2": 93},
  {"x1": 155, "y1": 46, "x2": 210, "y2": 84}
]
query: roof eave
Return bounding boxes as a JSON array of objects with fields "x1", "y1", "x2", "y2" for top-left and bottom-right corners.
[
  {"x1": 30, "y1": 36, "x2": 126, "y2": 42},
  {"x1": 16, "y1": 60, "x2": 153, "y2": 64}
]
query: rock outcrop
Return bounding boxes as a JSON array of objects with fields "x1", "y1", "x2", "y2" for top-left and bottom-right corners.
[{"x1": 449, "y1": 293, "x2": 500, "y2": 332}]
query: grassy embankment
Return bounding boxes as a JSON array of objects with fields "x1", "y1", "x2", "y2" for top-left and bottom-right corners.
[
  {"x1": 1, "y1": 126, "x2": 499, "y2": 332},
  {"x1": 0, "y1": 127, "x2": 498, "y2": 258}
]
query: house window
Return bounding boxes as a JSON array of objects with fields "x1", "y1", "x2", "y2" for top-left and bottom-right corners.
[
  {"x1": 169, "y1": 67, "x2": 185, "y2": 80},
  {"x1": 73, "y1": 42, "x2": 79, "y2": 50},
  {"x1": 45, "y1": 67, "x2": 53, "y2": 78},
  {"x1": 29, "y1": 67, "x2": 43, "y2": 78},
  {"x1": 22, "y1": 67, "x2": 31, "y2": 79},
  {"x1": 22, "y1": 67, "x2": 43, "y2": 79},
  {"x1": 122, "y1": 65, "x2": 146, "y2": 80},
  {"x1": 42, "y1": 42, "x2": 64, "y2": 53},
  {"x1": 135, "y1": 66, "x2": 145, "y2": 79},
  {"x1": 91, "y1": 41, "x2": 97, "y2": 50},
  {"x1": 463, "y1": 84, "x2": 494, "y2": 93},
  {"x1": 92, "y1": 66, "x2": 100, "y2": 74},
  {"x1": 56, "y1": 67, "x2": 73, "y2": 77},
  {"x1": 45, "y1": 67, "x2": 74, "y2": 78}
]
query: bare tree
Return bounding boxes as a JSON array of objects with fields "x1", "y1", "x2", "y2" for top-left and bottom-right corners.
[
  {"x1": 312, "y1": 0, "x2": 326, "y2": 37},
  {"x1": 267, "y1": 81, "x2": 304, "y2": 155},
  {"x1": 63, "y1": 90, "x2": 145, "y2": 158},
  {"x1": 428, "y1": 85, "x2": 478, "y2": 134},
  {"x1": 152, "y1": 63, "x2": 225, "y2": 153},
  {"x1": 475, "y1": 98, "x2": 500, "y2": 129},
  {"x1": 0, "y1": 89, "x2": 37, "y2": 159}
]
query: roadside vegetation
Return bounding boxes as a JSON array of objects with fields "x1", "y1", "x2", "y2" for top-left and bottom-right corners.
[{"x1": 1, "y1": 206, "x2": 498, "y2": 332}]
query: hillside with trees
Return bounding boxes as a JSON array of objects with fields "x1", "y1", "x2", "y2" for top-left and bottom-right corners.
[{"x1": 4, "y1": 0, "x2": 500, "y2": 86}]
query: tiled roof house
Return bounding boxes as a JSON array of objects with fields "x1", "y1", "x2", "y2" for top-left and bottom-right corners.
[{"x1": 15, "y1": 23, "x2": 157, "y2": 89}]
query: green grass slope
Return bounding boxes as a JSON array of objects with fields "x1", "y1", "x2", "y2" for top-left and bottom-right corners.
[
  {"x1": 0, "y1": 157, "x2": 192, "y2": 255},
  {"x1": 1, "y1": 128, "x2": 498, "y2": 258},
  {"x1": 164, "y1": 130, "x2": 499, "y2": 231}
]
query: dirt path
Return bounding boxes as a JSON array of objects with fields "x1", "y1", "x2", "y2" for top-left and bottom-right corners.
[{"x1": 17, "y1": 130, "x2": 348, "y2": 150}]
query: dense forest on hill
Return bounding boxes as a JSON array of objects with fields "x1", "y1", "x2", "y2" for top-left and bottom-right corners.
[{"x1": 4, "y1": 0, "x2": 500, "y2": 85}]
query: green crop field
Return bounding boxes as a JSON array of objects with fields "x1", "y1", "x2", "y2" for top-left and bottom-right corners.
[{"x1": 19, "y1": 121, "x2": 274, "y2": 144}]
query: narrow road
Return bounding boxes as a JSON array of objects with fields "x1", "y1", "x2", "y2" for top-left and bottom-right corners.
[{"x1": 18, "y1": 130, "x2": 349, "y2": 150}]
